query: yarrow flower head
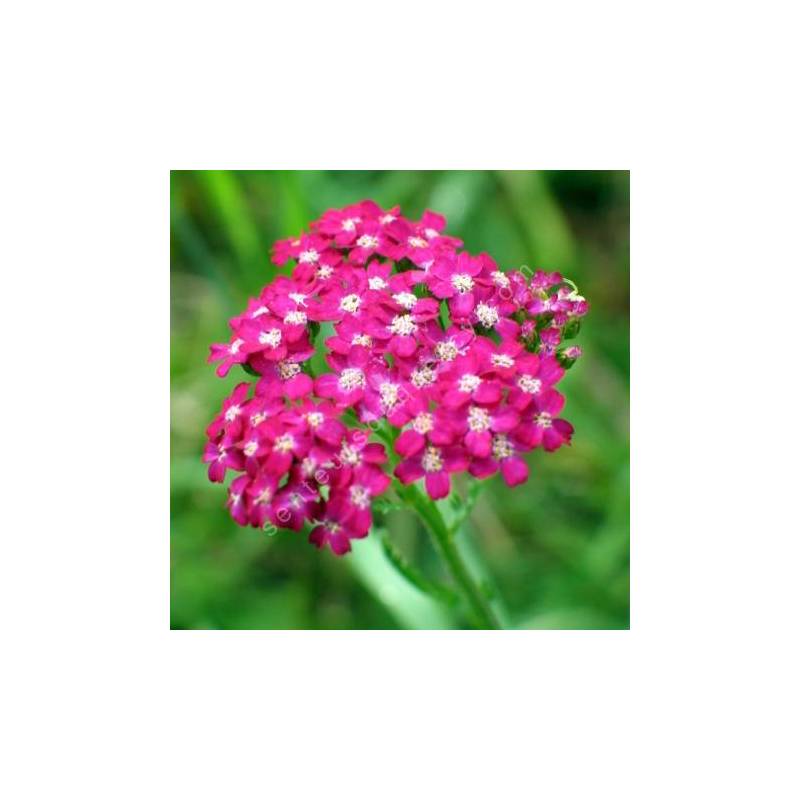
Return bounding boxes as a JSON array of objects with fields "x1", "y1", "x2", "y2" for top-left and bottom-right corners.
[{"x1": 205, "y1": 199, "x2": 589, "y2": 555}]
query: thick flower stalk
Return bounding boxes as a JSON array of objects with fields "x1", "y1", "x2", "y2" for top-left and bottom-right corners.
[{"x1": 203, "y1": 200, "x2": 588, "y2": 622}]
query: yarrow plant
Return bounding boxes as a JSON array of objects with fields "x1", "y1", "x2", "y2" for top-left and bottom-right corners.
[{"x1": 204, "y1": 199, "x2": 588, "y2": 628}]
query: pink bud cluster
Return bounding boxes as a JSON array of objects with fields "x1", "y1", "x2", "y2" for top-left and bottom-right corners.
[{"x1": 204, "y1": 200, "x2": 588, "y2": 555}]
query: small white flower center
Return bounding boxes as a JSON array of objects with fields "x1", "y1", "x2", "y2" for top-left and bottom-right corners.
[
  {"x1": 389, "y1": 314, "x2": 417, "y2": 337},
  {"x1": 255, "y1": 487, "x2": 273, "y2": 504},
  {"x1": 298, "y1": 248, "x2": 319, "y2": 264},
  {"x1": 284, "y1": 311, "x2": 307, "y2": 326},
  {"x1": 301, "y1": 456, "x2": 316, "y2": 476},
  {"x1": 288, "y1": 292, "x2": 307, "y2": 305},
  {"x1": 349, "y1": 484, "x2": 371, "y2": 509},
  {"x1": 379, "y1": 214, "x2": 396, "y2": 225},
  {"x1": 380, "y1": 382, "x2": 401, "y2": 410},
  {"x1": 339, "y1": 442, "x2": 361, "y2": 466},
  {"x1": 458, "y1": 373, "x2": 482, "y2": 393},
  {"x1": 274, "y1": 433, "x2": 295, "y2": 453},
  {"x1": 316, "y1": 264, "x2": 334, "y2": 279},
  {"x1": 224, "y1": 404, "x2": 241, "y2": 422},
  {"x1": 392, "y1": 291, "x2": 418, "y2": 309},
  {"x1": 434, "y1": 341, "x2": 458, "y2": 361},
  {"x1": 408, "y1": 236, "x2": 427, "y2": 248},
  {"x1": 412, "y1": 412, "x2": 434, "y2": 435},
  {"x1": 491, "y1": 434, "x2": 514, "y2": 461},
  {"x1": 259, "y1": 329, "x2": 282, "y2": 348},
  {"x1": 492, "y1": 270, "x2": 510, "y2": 289},
  {"x1": 357, "y1": 234, "x2": 379, "y2": 249},
  {"x1": 517, "y1": 375, "x2": 542, "y2": 394},
  {"x1": 475, "y1": 303, "x2": 499, "y2": 328},
  {"x1": 535, "y1": 412, "x2": 553, "y2": 428},
  {"x1": 421, "y1": 446, "x2": 443, "y2": 473},
  {"x1": 491, "y1": 353, "x2": 515, "y2": 368},
  {"x1": 342, "y1": 217, "x2": 359, "y2": 231},
  {"x1": 338, "y1": 368, "x2": 366, "y2": 392},
  {"x1": 411, "y1": 366, "x2": 436, "y2": 388},
  {"x1": 352, "y1": 333, "x2": 373, "y2": 347},
  {"x1": 451, "y1": 274, "x2": 474, "y2": 293},
  {"x1": 339, "y1": 293, "x2": 361, "y2": 314},
  {"x1": 467, "y1": 406, "x2": 491, "y2": 433},
  {"x1": 306, "y1": 412, "x2": 324, "y2": 427},
  {"x1": 244, "y1": 440, "x2": 259, "y2": 457},
  {"x1": 277, "y1": 361, "x2": 301, "y2": 380},
  {"x1": 368, "y1": 276, "x2": 388, "y2": 290},
  {"x1": 252, "y1": 305, "x2": 270, "y2": 317}
]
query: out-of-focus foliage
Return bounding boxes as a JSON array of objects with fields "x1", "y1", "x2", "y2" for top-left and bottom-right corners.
[{"x1": 170, "y1": 170, "x2": 629, "y2": 629}]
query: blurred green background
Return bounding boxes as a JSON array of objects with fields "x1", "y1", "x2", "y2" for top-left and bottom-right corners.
[{"x1": 170, "y1": 170, "x2": 629, "y2": 630}]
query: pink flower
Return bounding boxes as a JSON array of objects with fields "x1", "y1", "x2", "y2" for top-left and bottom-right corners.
[
  {"x1": 361, "y1": 364, "x2": 418, "y2": 425},
  {"x1": 471, "y1": 337, "x2": 524, "y2": 381},
  {"x1": 394, "y1": 441, "x2": 469, "y2": 500},
  {"x1": 246, "y1": 472, "x2": 280, "y2": 528},
  {"x1": 308, "y1": 494, "x2": 366, "y2": 556},
  {"x1": 468, "y1": 431, "x2": 533, "y2": 487},
  {"x1": 207, "y1": 334, "x2": 248, "y2": 377},
  {"x1": 348, "y1": 221, "x2": 392, "y2": 265},
  {"x1": 239, "y1": 316, "x2": 288, "y2": 362},
  {"x1": 264, "y1": 277, "x2": 317, "y2": 339},
  {"x1": 203, "y1": 431, "x2": 245, "y2": 483},
  {"x1": 284, "y1": 399, "x2": 347, "y2": 449},
  {"x1": 420, "y1": 323, "x2": 474, "y2": 367},
  {"x1": 293, "y1": 234, "x2": 330, "y2": 269},
  {"x1": 315, "y1": 204, "x2": 365, "y2": 246},
  {"x1": 256, "y1": 417, "x2": 312, "y2": 476},
  {"x1": 325, "y1": 315, "x2": 379, "y2": 356},
  {"x1": 343, "y1": 465, "x2": 391, "y2": 532},
  {"x1": 309, "y1": 269, "x2": 371, "y2": 323},
  {"x1": 270, "y1": 479, "x2": 319, "y2": 532},
  {"x1": 506, "y1": 354, "x2": 564, "y2": 410},
  {"x1": 291, "y1": 248, "x2": 342, "y2": 285},
  {"x1": 384, "y1": 213, "x2": 462, "y2": 265},
  {"x1": 439, "y1": 351, "x2": 503, "y2": 408},
  {"x1": 314, "y1": 346, "x2": 371, "y2": 407},
  {"x1": 371, "y1": 283, "x2": 440, "y2": 358},
  {"x1": 394, "y1": 404, "x2": 456, "y2": 458},
  {"x1": 227, "y1": 474, "x2": 252, "y2": 525},
  {"x1": 526, "y1": 391, "x2": 574, "y2": 452},
  {"x1": 364, "y1": 260, "x2": 393, "y2": 294},
  {"x1": 440, "y1": 402, "x2": 520, "y2": 458},
  {"x1": 228, "y1": 295, "x2": 272, "y2": 328},
  {"x1": 206, "y1": 382, "x2": 251, "y2": 440},
  {"x1": 271, "y1": 236, "x2": 302, "y2": 266},
  {"x1": 467, "y1": 286, "x2": 519, "y2": 339},
  {"x1": 429, "y1": 252, "x2": 485, "y2": 319},
  {"x1": 325, "y1": 429, "x2": 388, "y2": 489},
  {"x1": 254, "y1": 346, "x2": 314, "y2": 399}
]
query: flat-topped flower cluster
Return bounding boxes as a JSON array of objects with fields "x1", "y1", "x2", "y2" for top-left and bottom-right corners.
[{"x1": 204, "y1": 200, "x2": 588, "y2": 554}]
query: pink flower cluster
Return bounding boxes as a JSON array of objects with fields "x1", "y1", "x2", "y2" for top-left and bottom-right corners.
[{"x1": 204, "y1": 200, "x2": 588, "y2": 554}]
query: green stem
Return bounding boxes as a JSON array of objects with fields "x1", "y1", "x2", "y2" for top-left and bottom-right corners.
[
  {"x1": 373, "y1": 422, "x2": 501, "y2": 629},
  {"x1": 400, "y1": 483, "x2": 502, "y2": 630}
]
